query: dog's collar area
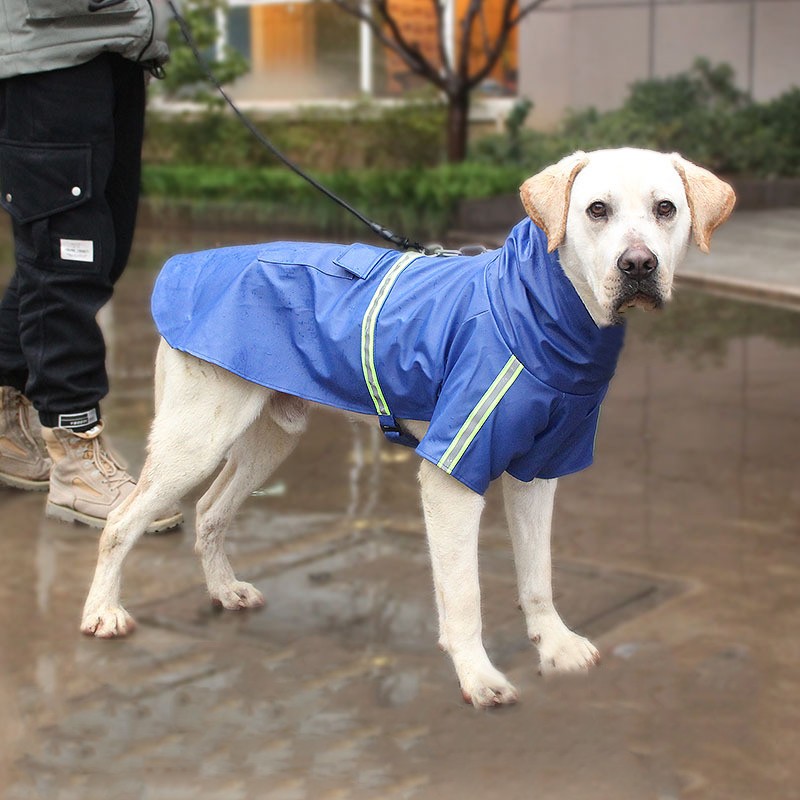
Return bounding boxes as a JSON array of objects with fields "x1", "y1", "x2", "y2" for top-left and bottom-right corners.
[
  {"x1": 379, "y1": 415, "x2": 420, "y2": 449},
  {"x1": 421, "y1": 244, "x2": 489, "y2": 258}
]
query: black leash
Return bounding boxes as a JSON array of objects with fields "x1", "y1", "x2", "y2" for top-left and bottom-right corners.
[{"x1": 165, "y1": 0, "x2": 425, "y2": 253}]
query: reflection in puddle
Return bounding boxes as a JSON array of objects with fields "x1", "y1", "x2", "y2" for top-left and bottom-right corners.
[{"x1": 637, "y1": 289, "x2": 800, "y2": 363}]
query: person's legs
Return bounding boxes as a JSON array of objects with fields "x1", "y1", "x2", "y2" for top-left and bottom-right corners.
[
  {"x1": 0, "y1": 56, "x2": 178, "y2": 528},
  {"x1": 0, "y1": 273, "x2": 29, "y2": 393},
  {"x1": 0, "y1": 54, "x2": 143, "y2": 428},
  {"x1": 106, "y1": 54, "x2": 146, "y2": 286}
]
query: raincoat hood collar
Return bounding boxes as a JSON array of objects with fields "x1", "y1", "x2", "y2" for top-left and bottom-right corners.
[{"x1": 488, "y1": 218, "x2": 625, "y2": 395}]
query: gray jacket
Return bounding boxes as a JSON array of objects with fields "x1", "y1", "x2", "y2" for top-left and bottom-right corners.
[{"x1": 0, "y1": 0, "x2": 172, "y2": 78}]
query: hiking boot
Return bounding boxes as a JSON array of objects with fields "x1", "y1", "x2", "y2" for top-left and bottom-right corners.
[
  {"x1": 0, "y1": 386, "x2": 52, "y2": 491},
  {"x1": 41, "y1": 422, "x2": 182, "y2": 533}
]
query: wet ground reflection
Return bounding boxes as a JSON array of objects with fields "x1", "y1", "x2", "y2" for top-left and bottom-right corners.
[{"x1": 1, "y1": 223, "x2": 799, "y2": 799}]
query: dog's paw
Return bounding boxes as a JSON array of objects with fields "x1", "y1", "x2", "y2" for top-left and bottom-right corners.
[
  {"x1": 81, "y1": 606, "x2": 136, "y2": 638},
  {"x1": 210, "y1": 581, "x2": 265, "y2": 611},
  {"x1": 459, "y1": 668, "x2": 519, "y2": 709},
  {"x1": 535, "y1": 628, "x2": 600, "y2": 676}
]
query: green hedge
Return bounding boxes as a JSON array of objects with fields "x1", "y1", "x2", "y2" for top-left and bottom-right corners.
[
  {"x1": 141, "y1": 162, "x2": 529, "y2": 236},
  {"x1": 144, "y1": 99, "x2": 447, "y2": 172}
]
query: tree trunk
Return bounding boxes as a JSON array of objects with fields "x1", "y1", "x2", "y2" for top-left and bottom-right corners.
[{"x1": 445, "y1": 92, "x2": 470, "y2": 163}]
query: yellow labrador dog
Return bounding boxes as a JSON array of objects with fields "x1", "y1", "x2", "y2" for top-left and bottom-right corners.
[{"x1": 81, "y1": 149, "x2": 734, "y2": 708}]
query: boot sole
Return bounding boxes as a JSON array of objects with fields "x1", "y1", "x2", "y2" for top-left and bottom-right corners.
[
  {"x1": 0, "y1": 471, "x2": 50, "y2": 491},
  {"x1": 45, "y1": 501, "x2": 183, "y2": 534}
]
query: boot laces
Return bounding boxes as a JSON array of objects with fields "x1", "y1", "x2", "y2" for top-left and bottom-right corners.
[{"x1": 77, "y1": 426, "x2": 131, "y2": 488}]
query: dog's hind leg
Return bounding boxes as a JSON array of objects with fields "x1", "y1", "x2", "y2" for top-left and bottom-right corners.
[
  {"x1": 194, "y1": 394, "x2": 307, "y2": 610},
  {"x1": 502, "y1": 474, "x2": 600, "y2": 675},
  {"x1": 81, "y1": 349, "x2": 269, "y2": 638},
  {"x1": 419, "y1": 460, "x2": 518, "y2": 708}
]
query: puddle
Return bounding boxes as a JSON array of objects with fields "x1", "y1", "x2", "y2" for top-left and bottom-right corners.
[
  {"x1": 134, "y1": 528, "x2": 682, "y2": 662},
  {"x1": 1, "y1": 221, "x2": 799, "y2": 799}
]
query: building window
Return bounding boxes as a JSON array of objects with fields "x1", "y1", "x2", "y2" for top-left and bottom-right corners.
[{"x1": 225, "y1": 0, "x2": 518, "y2": 100}]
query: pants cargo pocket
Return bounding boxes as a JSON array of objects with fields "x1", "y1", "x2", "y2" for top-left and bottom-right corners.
[{"x1": 0, "y1": 140, "x2": 97, "y2": 272}]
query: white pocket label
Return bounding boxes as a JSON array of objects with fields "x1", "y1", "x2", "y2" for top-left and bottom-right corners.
[{"x1": 60, "y1": 239, "x2": 94, "y2": 263}]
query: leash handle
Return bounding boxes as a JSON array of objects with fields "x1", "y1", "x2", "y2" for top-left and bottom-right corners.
[{"x1": 166, "y1": 0, "x2": 426, "y2": 253}]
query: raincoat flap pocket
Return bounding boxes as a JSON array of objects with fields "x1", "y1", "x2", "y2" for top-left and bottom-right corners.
[
  {"x1": 257, "y1": 242, "x2": 387, "y2": 280},
  {"x1": 333, "y1": 243, "x2": 386, "y2": 279}
]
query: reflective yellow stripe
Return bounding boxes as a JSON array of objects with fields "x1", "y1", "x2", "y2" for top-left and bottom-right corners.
[
  {"x1": 437, "y1": 355, "x2": 524, "y2": 475},
  {"x1": 361, "y1": 251, "x2": 423, "y2": 416}
]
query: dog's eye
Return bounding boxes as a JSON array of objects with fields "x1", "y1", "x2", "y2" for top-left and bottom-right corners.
[
  {"x1": 587, "y1": 201, "x2": 608, "y2": 220},
  {"x1": 656, "y1": 200, "x2": 676, "y2": 219}
]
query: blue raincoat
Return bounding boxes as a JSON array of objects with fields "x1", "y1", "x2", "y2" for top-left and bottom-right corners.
[{"x1": 152, "y1": 218, "x2": 626, "y2": 495}]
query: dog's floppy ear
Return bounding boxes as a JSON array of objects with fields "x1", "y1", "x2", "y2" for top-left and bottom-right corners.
[
  {"x1": 671, "y1": 154, "x2": 736, "y2": 253},
  {"x1": 520, "y1": 151, "x2": 588, "y2": 253}
]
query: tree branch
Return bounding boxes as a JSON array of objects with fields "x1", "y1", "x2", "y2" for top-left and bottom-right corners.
[
  {"x1": 333, "y1": 0, "x2": 551, "y2": 99},
  {"x1": 456, "y1": 0, "x2": 483, "y2": 83},
  {"x1": 466, "y1": 0, "x2": 519, "y2": 89},
  {"x1": 330, "y1": 0, "x2": 447, "y2": 88}
]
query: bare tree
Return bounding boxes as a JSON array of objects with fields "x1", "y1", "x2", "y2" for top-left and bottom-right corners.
[{"x1": 330, "y1": 0, "x2": 547, "y2": 162}]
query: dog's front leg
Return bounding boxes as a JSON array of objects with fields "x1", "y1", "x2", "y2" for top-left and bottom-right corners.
[
  {"x1": 419, "y1": 460, "x2": 518, "y2": 708},
  {"x1": 502, "y1": 474, "x2": 600, "y2": 675}
]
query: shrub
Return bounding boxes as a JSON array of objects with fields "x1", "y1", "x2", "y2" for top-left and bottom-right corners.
[
  {"x1": 469, "y1": 99, "x2": 570, "y2": 171},
  {"x1": 144, "y1": 99, "x2": 447, "y2": 171},
  {"x1": 471, "y1": 60, "x2": 800, "y2": 177},
  {"x1": 558, "y1": 60, "x2": 749, "y2": 171},
  {"x1": 723, "y1": 88, "x2": 800, "y2": 177}
]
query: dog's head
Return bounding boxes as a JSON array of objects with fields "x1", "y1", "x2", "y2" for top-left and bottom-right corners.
[{"x1": 520, "y1": 148, "x2": 736, "y2": 326}]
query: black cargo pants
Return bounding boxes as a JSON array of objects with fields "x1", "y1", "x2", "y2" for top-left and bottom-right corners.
[{"x1": 0, "y1": 53, "x2": 145, "y2": 430}]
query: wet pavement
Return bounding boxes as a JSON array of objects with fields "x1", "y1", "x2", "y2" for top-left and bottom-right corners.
[
  {"x1": 677, "y1": 208, "x2": 800, "y2": 310},
  {"x1": 1, "y1": 216, "x2": 800, "y2": 799}
]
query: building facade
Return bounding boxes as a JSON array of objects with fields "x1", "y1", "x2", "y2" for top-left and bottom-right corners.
[
  {"x1": 520, "y1": 0, "x2": 800, "y2": 127},
  {"x1": 224, "y1": 0, "x2": 517, "y2": 102},
  {"x1": 220, "y1": 0, "x2": 800, "y2": 126}
]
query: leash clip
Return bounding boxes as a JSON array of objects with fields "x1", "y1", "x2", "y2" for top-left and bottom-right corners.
[
  {"x1": 425, "y1": 244, "x2": 462, "y2": 257},
  {"x1": 425, "y1": 243, "x2": 489, "y2": 258}
]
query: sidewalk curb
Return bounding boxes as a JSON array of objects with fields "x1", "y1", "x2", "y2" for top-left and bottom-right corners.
[{"x1": 676, "y1": 271, "x2": 800, "y2": 310}]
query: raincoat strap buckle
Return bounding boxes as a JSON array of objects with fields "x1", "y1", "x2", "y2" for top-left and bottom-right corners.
[{"x1": 378, "y1": 415, "x2": 419, "y2": 449}]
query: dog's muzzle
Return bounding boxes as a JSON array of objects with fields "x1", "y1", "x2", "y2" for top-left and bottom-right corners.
[{"x1": 611, "y1": 246, "x2": 664, "y2": 323}]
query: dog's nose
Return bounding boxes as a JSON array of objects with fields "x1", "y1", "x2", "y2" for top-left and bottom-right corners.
[{"x1": 617, "y1": 246, "x2": 658, "y2": 278}]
